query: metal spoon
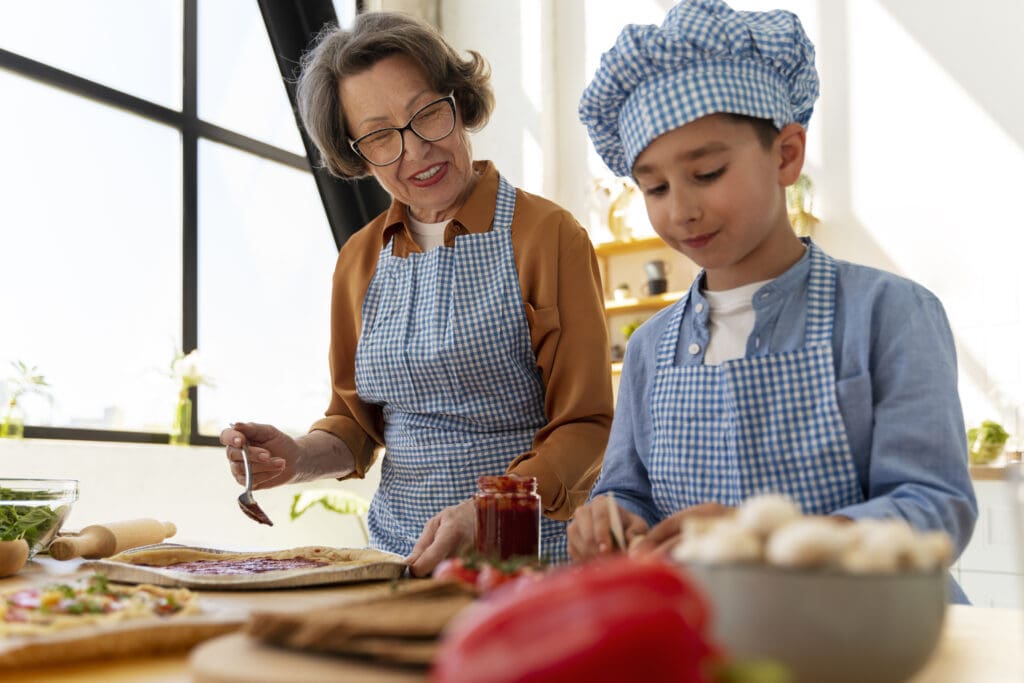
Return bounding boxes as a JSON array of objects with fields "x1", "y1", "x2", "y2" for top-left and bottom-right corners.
[{"x1": 238, "y1": 442, "x2": 273, "y2": 526}]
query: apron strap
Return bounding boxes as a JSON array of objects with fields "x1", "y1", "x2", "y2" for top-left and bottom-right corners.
[
  {"x1": 655, "y1": 291, "x2": 690, "y2": 369},
  {"x1": 804, "y1": 241, "x2": 836, "y2": 346},
  {"x1": 493, "y1": 175, "x2": 516, "y2": 232}
]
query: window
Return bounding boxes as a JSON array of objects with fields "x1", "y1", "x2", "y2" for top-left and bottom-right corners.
[
  {"x1": 198, "y1": 139, "x2": 338, "y2": 435},
  {"x1": 0, "y1": 0, "x2": 359, "y2": 444}
]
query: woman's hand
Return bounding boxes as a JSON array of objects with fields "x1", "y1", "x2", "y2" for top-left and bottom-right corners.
[
  {"x1": 567, "y1": 495, "x2": 649, "y2": 562},
  {"x1": 406, "y1": 500, "x2": 476, "y2": 577},
  {"x1": 220, "y1": 423, "x2": 357, "y2": 491},
  {"x1": 219, "y1": 422, "x2": 296, "y2": 490},
  {"x1": 628, "y1": 502, "x2": 732, "y2": 557}
]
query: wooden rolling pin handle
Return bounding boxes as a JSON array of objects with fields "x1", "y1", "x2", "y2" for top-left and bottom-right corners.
[{"x1": 49, "y1": 519, "x2": 177, "y2": 560}]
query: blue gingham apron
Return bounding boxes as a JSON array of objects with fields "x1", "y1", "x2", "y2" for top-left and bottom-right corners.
[
  {"x1": 354, "y1": 176, "x2": 568, "y2": 561},
  {"x1": 649, "y1": 243, "x2": 864, "y2": 517}
]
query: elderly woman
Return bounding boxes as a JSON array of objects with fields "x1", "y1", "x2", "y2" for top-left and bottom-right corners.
[{"x1": 219, "y1": 12, "x2": 612, "y2": 575}]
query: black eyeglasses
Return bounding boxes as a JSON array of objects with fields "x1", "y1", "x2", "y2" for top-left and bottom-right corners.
[{"x1": 348, "y1": 93, "x2": 457, "y2": 167}]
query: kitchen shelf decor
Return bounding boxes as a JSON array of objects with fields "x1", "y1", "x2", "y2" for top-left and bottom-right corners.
[
  {"x1": 593, "y1": 235, "x2": 697, "y2": 376},
  {"x1": 786, "y1": 172, "x2": 819, "y2": 237},
  {"x1": 1, "y1": 361, "x2": 51, "y2": 440},
  {"x1": 168, "y1": 349, "x2": 212, "y2": 446}
]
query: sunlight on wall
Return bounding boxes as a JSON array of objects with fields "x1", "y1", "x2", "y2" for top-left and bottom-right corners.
[
  {"x1": 845, "y1": 0, "x2": 1024, "y2": 437},
  {"x1": 519, "y1": 0, "x2": 545, "y2": 194}
]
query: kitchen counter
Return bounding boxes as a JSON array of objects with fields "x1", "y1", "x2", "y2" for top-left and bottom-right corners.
[{"x1": 3, "y1": 560, "x2": 1022, "y2": 682}]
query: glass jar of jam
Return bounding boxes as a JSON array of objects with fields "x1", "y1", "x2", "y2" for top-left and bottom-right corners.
[{"x1": 474, "y1": 474, "x2": 541, "y2": 561}]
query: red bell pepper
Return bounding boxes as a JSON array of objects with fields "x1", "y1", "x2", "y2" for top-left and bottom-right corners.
[{"x1": 431, "y1": 556, "x2": 720, "y2": 683}]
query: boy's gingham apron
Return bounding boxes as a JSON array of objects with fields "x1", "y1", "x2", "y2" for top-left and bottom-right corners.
[
  {"x1": 649, "y1": 242, "x2": 865, "y2": 518},
  {"x1": 355, "y1": 176, "x2": 568, "y2": 561}
]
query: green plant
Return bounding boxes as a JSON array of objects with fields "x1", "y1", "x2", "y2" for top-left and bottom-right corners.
[
  {"x1": 2, "y1": 361, "x2": 52, "y2": 439},
  {"x1": 3, "y1": 361, "x2": 51, "y2": 403},
  {"x1": 967, "y1": 420, "x2": 1010, "y2": 465},
  {"x1": 0, "y1": 486, "x2": 66, "y2": 549},
  {"x1": 169, "y1": 349, "x2": 214, "y2": 399},
  {"x1": 290, "y1": 489, "x2": 371, "y2": 544},
  {"x1": 621, "y1": 319, "x2": 644, "y2": 341}
]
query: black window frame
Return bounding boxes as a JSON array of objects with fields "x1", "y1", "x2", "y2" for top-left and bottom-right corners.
[{"x1": 0, "y1": 0, "x2": 387, "y2": 445}]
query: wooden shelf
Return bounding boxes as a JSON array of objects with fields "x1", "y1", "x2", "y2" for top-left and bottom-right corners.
[
  {"x1": 593, "y1": 235, "x2": 664, "y2": 257},
  {"x1": 604, "y1": 291, "x2": 684, "y2": 315},
  {"x1": 596, "y1": 236, "x2": 690, "y2": 379},
  {"x1": 970, "y1": 462, "x2": 1022, "y2": 481}
]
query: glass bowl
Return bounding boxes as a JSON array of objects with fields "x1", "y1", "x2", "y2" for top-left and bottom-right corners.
[
  {"x1": 0, "y1": 478, "x2": 79, "y2": 558},
  {"x1": 968, "y1": 441, "x2": 1004, "y2": 465}
]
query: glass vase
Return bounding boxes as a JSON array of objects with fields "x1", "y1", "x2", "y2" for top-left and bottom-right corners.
[
  {"x1": 0, "y1": 399, "x2": 24, "y2": 439},
  {"x1": 169, "y1": 393, "x2": 192, "y2": 446}
]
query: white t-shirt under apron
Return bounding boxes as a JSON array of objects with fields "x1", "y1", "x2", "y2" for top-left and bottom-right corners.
[
  {"x1": 702, "y1": 279, "x2": 771, "y2": 366},
  {"x1": 408, "y1": 215, "x2": 449, "y2": 252}
]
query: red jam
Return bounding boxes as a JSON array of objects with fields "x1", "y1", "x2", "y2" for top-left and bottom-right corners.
[
  {"x1": 474, "y1": 475, "x2": 541, "y2": 561},
  {"x1": 160, "y1": 557, "x2": 328, "y2": 575}
]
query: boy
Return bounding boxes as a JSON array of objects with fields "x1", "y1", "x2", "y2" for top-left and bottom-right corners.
[{"x1": 567, "y1": 0, "x2": 976, "y2": 601}]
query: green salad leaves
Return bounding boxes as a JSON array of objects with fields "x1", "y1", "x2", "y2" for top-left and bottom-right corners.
[{"x1": 0, "y1": 487, "x2": 68, "y2": 548}]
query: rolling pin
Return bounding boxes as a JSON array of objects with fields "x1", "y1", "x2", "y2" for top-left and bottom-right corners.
[{"x1": 48, "y1": 519, "x2": 177, "y2": 560}]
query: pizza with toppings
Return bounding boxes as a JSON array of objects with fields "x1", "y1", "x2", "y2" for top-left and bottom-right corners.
[
  {"x1": 0, "y1": 573, "x2": 243, "y2": 669},
  {"x1": 85, "y1": 545, "x2": 407, "y2": 590},
  {"x1": 0, "y1": 574, "x2": 198, "y2": 638}
]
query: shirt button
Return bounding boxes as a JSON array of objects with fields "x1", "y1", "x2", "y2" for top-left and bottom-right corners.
[
  {"x1": 755, "y1": 337, "x2": 761, "y2": 348},
  {"x1": 688, "y1": 343, "x2": 701, "y2": 355},
  {"x1": 695, "y1": 303, "x2": 705, "y2": 313},
  {"x1": 760, "y1": 291, "x2": 771, "y2": 299}
]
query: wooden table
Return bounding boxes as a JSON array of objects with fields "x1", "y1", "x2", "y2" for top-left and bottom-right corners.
[{"x1": 4, "y1": 561, "x2": 1022, "y2": 683}]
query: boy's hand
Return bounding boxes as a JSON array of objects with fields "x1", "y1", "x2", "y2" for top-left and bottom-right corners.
[
  {"x1": 629, "y1": 502, "x2": 732, "y2": 556},
  {"x1": 568, "y1": 496, "x2": 649, "y2": 562}
]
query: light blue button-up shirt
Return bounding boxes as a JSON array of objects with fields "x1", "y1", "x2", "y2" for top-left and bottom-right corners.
[{"x1": 595, "y1": 246, "x2": 977, "y2": 569}]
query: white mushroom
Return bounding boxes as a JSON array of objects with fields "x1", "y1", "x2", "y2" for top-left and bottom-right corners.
[
  {"x1": 852, "y1": 519, "x2": 923, "y2": 572},
  {"x1": 735, "y1": 494, "x2": 802, "y2": 539},
  {"x1": 670, "y1": 494, "x2": 957, "y2": 577},
  {"x1": 672, "y1": 519, "x2": 761, "y2": 564},
  {"x1": 840, "y1": 546, "x2": 901, "y2": 574},
  {"x1": 905, "y1": 531, "x2": 954, "y2": 571},
  {"x1": 765, "y1": 517, "x2": 852, "y2": 568}
]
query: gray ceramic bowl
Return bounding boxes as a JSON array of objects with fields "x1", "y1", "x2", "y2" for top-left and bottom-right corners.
[{"x1": 682, "y1": 562, "x2": 947, "y2": 683}]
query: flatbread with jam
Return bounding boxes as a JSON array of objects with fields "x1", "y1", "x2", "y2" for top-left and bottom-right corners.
[{"x1": 84, "y1": 545, "x2": 407, "y2": 590}]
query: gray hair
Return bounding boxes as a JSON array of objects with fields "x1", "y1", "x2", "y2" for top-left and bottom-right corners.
[{"x1": 296, "y1": 12, "x2": 494, "y2": 179}]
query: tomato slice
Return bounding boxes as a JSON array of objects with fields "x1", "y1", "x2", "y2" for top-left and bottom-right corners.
[
  {"x1": 432, "y1": 558, "x2": 481, "y2": 587},
  {"x1": 8, "y1": 590, "x2": 41, "y2": 609}
]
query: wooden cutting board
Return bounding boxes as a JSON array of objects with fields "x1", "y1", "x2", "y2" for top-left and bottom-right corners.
[{"x1": 191, "y1": 633, "x2": 426, "y2": 683}]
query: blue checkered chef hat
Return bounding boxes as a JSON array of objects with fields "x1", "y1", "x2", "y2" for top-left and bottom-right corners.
[{"x1": 579, "y1": 0, "x2": 819, "y2": 177}]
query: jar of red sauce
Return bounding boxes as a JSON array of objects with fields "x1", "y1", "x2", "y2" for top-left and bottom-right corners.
[{"x1": 474, "y1": 474, "x2": 541, "y2": 561}]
